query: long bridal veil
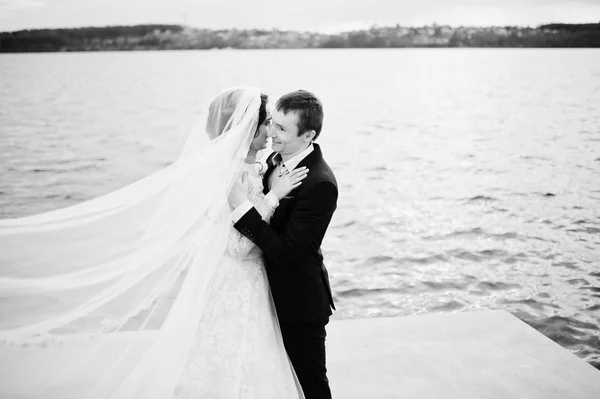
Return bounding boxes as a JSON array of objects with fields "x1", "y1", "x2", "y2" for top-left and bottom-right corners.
[{"x1": 0, "y1": 87, "x2": 261, "y2": 398}]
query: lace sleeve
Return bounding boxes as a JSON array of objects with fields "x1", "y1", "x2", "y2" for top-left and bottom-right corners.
[
  {"x1": 225, "y1": 172, "x2": 278, "y2": 259},
  {"x1": 225, "y1": 228, "x2": 254, "y2": 259},
  {"x1": 255, "y1": 191, "x2": 278, "y2": 223}
]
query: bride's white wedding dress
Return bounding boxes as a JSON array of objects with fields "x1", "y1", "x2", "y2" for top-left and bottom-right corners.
[
  {"x1": 173, "y1": 163, "x2": 303, "y2": 398},
  {"x1": 0, "y1": 87, "x2": 300, "y2": 399}
]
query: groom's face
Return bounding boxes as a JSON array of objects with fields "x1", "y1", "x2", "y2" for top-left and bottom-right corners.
[{"x1": 269, "y1": 109, "x2": 309, "y2": 159}]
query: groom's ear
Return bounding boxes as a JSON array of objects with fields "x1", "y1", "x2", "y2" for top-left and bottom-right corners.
[{"x1": 302, "y1": 130, "x2": 316, "y2": 142}]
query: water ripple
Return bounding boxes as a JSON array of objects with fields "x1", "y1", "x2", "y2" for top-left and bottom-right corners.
[{"x1": 1, "y1": 49, "x2": 599, "y2": 369}]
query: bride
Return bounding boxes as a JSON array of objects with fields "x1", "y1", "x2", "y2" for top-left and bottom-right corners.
[{"x1": 0, "y1": 87, "x2": 306, "y2": 398}]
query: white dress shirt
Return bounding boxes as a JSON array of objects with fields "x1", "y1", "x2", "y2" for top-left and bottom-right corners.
[
  {"x1": 280, "y1": 143, "x2": 314, "y2": 173},
  {"x1": 232, "y1": 144, "x2": 314, "y2": 222}
]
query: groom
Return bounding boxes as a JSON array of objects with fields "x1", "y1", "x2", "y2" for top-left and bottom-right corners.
[{"x1": 229, "y1": 89, "x2": 337, "y2": 399}]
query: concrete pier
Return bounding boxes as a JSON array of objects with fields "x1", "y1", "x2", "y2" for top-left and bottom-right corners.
[{"x1": 326, "y1": 310, "x2": 600, "y2": 399}]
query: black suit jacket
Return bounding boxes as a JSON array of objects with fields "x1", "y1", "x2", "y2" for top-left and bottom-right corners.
[{"x1": 234, "y1": 143, "x2": 337, "y2": 323}]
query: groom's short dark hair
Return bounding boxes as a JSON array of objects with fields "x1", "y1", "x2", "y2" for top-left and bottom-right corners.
[{"x1": 276, "y1": 90, "x2": 324, "y2": 141}]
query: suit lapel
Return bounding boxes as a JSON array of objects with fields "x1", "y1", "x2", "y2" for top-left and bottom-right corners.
[
  {"x1": 296, "y1": 143, "x2": 322, "y2": 170},
  {"x1": 262, "y1": 152, "x2": 277, "y2": 195},
  {"x1": 262, "y1": 144, "x2": 324, "y2": 196}
]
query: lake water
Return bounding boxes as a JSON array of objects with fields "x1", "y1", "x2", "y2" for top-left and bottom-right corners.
[{"x1": 1, "y1": 49, "x2": 599, "y2": 368}]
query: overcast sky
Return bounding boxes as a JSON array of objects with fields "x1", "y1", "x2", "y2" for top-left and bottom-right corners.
[{"x1": 1, "y1": 0, "x2": 599, "y2": 32}]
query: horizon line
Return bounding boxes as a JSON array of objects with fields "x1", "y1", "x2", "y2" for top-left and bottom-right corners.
[{"x1": 3, "y1": 21, "x2": 599, "y2": 35}]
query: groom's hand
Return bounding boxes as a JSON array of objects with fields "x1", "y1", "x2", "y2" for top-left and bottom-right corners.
[{"x1": 228, "y1": 171, "x2": 249, "y2": 209}]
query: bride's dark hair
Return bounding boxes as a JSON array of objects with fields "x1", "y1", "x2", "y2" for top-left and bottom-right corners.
[{"x1": 254, "y1": 93, "x2": 269, "y2": 138}]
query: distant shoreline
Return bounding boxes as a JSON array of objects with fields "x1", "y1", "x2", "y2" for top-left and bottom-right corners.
[{"x1": 1, "y1": 23, "x2": 599, "y2": 53}]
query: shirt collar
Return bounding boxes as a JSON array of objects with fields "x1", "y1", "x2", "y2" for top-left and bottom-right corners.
[{"x1": 274, "y1": 143, "x2": 314, "y2": 171}]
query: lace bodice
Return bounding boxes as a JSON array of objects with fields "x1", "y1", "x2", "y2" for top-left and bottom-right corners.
[{"x1": 225, "y1": 163, "x2": 276, "y2": 260}]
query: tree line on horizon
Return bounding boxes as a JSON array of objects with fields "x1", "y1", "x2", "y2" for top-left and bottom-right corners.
[{"x1": 1, "y1": 23, "x2": 599, "y2": 52}]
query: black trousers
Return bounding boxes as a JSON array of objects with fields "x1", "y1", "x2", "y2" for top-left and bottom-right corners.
[{"x1": 279, "y1": 320, "x2": 332, "y2": 399}]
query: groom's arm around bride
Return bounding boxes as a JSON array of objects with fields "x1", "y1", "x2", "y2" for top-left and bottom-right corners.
[{"x1": 229, "y1": 90, "x2": 337, "y2": 399}]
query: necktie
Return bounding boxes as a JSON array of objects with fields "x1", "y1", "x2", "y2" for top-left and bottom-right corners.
[{"x1": 269, "y1": 153, "x2": 288, "y2": 189}]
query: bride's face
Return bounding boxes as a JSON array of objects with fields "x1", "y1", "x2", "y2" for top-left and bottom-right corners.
[{"x1": 251, "y1": 108, "x2": 272, "y2": 151}]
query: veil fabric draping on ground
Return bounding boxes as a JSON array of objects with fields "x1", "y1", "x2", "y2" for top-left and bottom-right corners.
[{"x1": 0, "y1": 87, "x2": 261, "y2": 398}]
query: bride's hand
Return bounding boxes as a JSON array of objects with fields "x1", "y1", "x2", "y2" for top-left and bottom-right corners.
[{"x1": 270, "y1": 167, "x2": 309, "y2": 200}]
